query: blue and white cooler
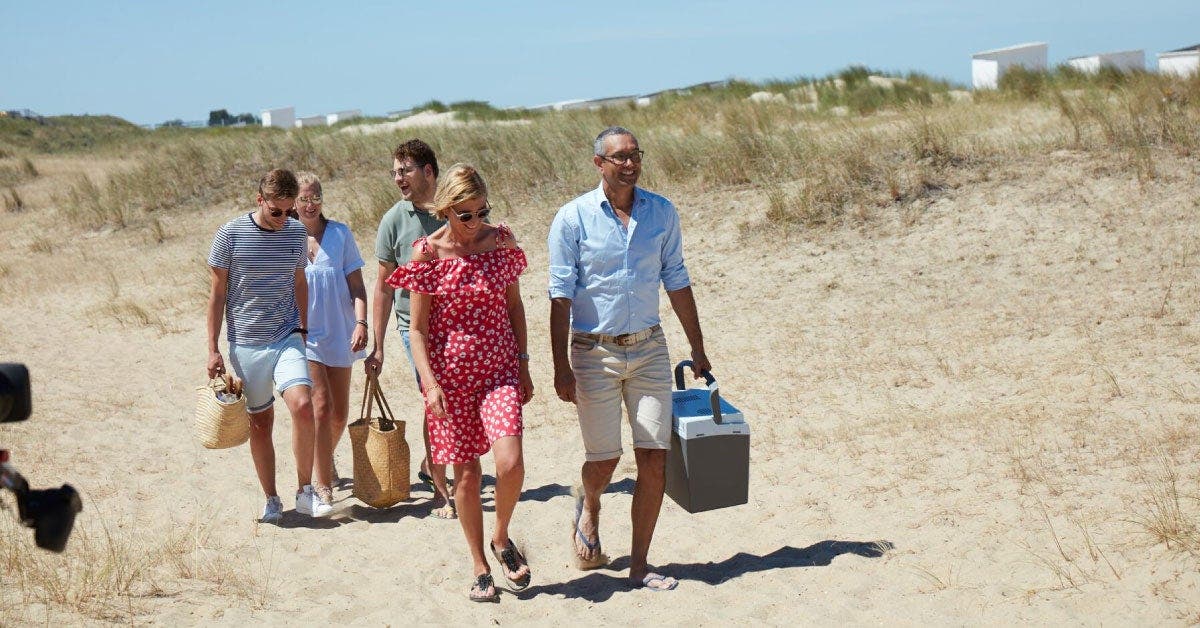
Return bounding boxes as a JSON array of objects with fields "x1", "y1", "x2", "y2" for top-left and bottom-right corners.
[{"x1": 665, "y1": 361, "x2": 750, "y2": 513}]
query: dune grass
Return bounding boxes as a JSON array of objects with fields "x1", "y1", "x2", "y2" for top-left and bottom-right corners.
[{"x1": 26, "y1": 68, "x2": 1193, "y2": 236}]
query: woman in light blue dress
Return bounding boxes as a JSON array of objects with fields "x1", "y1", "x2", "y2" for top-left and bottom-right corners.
[{"x1": 295, "y1": 172, "x2": 368, "y2": 505}]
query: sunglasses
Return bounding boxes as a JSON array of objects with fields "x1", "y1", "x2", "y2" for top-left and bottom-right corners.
[
  {"x1": 455, "y1": 207, "x2": 491, "y2": 223},
  {"x1": 262, "y1": 200, "x2": 288, "y2": 218}
]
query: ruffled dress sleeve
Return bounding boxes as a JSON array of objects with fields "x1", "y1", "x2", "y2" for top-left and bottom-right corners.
[
  {"x1": 493, "y1": 224, "x2": 528, "y2": 287},
  {"x1": 385, "y1": 236, "x2": 441, "y2": 294}
]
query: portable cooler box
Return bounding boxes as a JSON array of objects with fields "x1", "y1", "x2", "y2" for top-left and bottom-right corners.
[{"x1": 665, "y1": 361, "x2": 750, "y2": 513}]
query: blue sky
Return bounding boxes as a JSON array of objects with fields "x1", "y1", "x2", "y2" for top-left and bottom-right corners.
[{"x1": 2, "y1": 1, "x2": 1198, "y2": 126}]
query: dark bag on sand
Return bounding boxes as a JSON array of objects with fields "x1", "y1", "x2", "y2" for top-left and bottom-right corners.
[{"x1": 349, "y1": 374, "x2": 411, "y2": 508}]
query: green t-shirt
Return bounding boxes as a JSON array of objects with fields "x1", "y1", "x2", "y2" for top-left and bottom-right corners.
[{"x1": 374, "y1": 200, "x2": 445, "y2": 330}]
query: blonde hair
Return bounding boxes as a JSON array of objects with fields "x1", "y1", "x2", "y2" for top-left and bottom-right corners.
[
  {"x1": 295, "y1": 171, "x2": 322, "y2": 193},
  {"x1": 431, "y1": 163, "x2": 487, "y2": 220}
]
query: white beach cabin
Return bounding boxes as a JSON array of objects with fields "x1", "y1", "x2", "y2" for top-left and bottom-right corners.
[
  {"x1": 972, "y1": 42, "x2": 1048, "y2": 89},
  {"x1": 1158, "y1": 45, "x2": 1200, "y2": 77},
  {"x1": 1066, "y1": 50, "x2": 1144, "y2": 74},
  {"x1": 294, "y1": 115, "x2": 326, "y2": 128},
  {"x1": 325, "y1": 110, "x2": 362, "y2": 125},
  {"x1": 261, "y1": 107, "x2": 295, "y2": 129}
]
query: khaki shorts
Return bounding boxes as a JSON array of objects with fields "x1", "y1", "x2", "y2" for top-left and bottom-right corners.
[{"x1": 571, "y1": 327, "x2": 673, "y2": 461}]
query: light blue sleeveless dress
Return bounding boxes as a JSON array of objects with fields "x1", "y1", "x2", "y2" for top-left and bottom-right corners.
[{"x1": 304, "y1": 220, "x2": 367, "y2": 367}]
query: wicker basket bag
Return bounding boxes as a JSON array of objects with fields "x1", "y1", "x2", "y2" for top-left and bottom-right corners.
[
  {"x1": 349, "y1": 373, "x2": 411, "y2": 508},
  {"x1": 194, "y1": 373, "x2": 250, "y2": 449}
]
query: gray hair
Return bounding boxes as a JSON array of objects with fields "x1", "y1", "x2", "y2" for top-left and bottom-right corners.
[{"x1": 594, "y1": 126, "x2": 637, "y2": 156}]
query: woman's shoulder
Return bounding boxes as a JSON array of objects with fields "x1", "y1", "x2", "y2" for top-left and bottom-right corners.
[
  {"x1": 492, "y1": 223, "x2": 520, "y2": 250},
  {"x1": 410, "y1": 226, "x2": 447, "y2": 262}
]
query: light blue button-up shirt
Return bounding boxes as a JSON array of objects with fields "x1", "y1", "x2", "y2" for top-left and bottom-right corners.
[{"x1": 547, "y1": 184, "x2": 691, "y2": 335}]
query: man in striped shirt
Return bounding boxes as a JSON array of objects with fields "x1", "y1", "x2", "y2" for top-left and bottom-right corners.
[{"x1": 206, "y1": 168, "x2": 332, "y2": 521}]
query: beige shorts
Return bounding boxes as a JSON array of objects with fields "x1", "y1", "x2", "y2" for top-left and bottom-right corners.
[{"x1": 571, "y1": 327, "x2": 673, "y2": 461}]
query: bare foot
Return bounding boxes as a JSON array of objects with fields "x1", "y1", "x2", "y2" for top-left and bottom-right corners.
[{"x1": 432, "y1": 503, "x2": 457, "y2": 519}]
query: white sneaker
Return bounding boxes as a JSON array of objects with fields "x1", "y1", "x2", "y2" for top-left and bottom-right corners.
[
  {"x1": 296, "y1": 485, "x2": 333, "y2": 517},
  {"x1": 312, "y1": 487, "x2": 334, "y2": 517},
  {"x1": 261, "y1": 495, "x2": 283, "y2": 523}
]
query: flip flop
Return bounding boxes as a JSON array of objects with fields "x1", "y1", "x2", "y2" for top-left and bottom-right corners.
[
  {"x1": 571, "y1": 488, "x2": 608, "y2": 569},
  {"x1": 633, "y1": 572, "x2": 679, "y2": 592},
  {"x1": 469, "y1": 573, "x2": 500, "y2": 603},
  {"x1": 490, "y1": 539, "x2": 532, "y2": 590}
]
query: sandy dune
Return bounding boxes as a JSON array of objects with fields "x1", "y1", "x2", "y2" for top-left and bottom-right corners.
[{"x1": 1, "y1": 147, "x2": 1198, "y2": 624}]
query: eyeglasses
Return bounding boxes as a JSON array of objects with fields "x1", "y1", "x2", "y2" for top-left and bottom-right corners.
[
  {"x1": 455, "y1": 207, "x2": 491, "y2": 223},
  {"x1": 297, "y1": 194, "x2": 323, "y2": 205},
  {"x1": 390, "y1": 165, "x2": 423, "y2": 178},
  {"x1": 600, "y1": 149, "x2": 645, "y2": 166}
]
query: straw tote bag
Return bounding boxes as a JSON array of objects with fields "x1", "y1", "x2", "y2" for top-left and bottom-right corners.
[
  {"x1": 349, "y1": 373, "x2": 411, "y2": 508},
  {"x1": 194, "y1": 373, "x2": 250, "y2": 449}
]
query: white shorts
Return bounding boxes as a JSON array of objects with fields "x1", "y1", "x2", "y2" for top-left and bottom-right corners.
[{"x1": 570, "y1": 327, "x2": 673, "y2": 461}]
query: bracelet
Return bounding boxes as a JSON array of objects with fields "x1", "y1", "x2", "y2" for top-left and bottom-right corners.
[
  {"x1": 424, "y1": 384, "x2": 441, "y2": 392},
  {"x1": 516, "y1": 353, "x2": 530, "y2": 361},
  {"x1": 355, "y1": 320, "x2": 368, "y2": 328}
]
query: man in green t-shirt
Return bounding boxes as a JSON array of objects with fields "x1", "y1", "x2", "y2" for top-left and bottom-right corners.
[{"x1": 366, "y1": 138, "x2": 453, "y2": 517}]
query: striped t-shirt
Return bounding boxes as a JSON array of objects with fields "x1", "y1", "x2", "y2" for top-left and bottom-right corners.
[{"x1": 207, "y1": 213, "x2": 308, "y2": 346}]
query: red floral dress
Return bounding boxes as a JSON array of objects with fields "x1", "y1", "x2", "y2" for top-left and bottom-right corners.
[{"x1": 386, "y1": 225, "x2": 527, "y2": 464}]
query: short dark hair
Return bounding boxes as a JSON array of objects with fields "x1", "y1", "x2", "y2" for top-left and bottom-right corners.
[
  {"x1": 392, "y1": 139, "x2": 439, "y2": 178},
  {"x1": 259, "y1": 168, "x2": 299, "y2": 199}
]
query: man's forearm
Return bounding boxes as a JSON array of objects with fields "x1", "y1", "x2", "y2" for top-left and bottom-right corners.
[
  {"x1": 667, "y1": 286, "x2": 704, "y2": 352},
  {"x1": 549, "y1": 298, "x2": 573, "y2": 369},
  {"x1": 206, "y1": 298, "x2": 223, "y2": 353},
  {"x1": 372, "y1": 284, "x2": 392, "y2": 347}
]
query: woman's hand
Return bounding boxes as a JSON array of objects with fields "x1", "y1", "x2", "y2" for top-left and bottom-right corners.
[
  {"x1": 519, "y1": 364, "x2": 535, "y2": 404},
  {"x1": 350, "y1": 323, "x2": 368, "y2": 353},
  {"x1": 424, "y1": 384, "x2": 448, "y2": 418}
]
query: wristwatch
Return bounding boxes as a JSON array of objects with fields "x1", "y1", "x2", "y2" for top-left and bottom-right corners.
[{"x1": 516, "y1": 353, "x2": 530, "y2": 361}]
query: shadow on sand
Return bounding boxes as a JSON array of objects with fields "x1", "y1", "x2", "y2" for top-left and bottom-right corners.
[{"x1": 516, "y1": 540, "x2": 894, "y2": 603}]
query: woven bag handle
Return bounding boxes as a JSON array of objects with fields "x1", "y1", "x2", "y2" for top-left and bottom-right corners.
[
  {"x1": 360, "y1": 371, "x2": 378, "y2": 421},
  {"x1": 372, "y1": 377, "x2": 397, "y2": 425}
]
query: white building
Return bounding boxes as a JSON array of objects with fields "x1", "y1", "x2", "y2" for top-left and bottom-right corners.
[
  {"x1": 325, "y1": 109, "x2": 362, "y2": 125},
  {"x1": 261, "y1": 106, "x2": 295, "y2": 129},
  {"x1": 1066, "y1": 49, "x2": 1144, "y2": 74},
  {"x1": 971, "y1": 42, "x2": 1048, "y2": 89},
  {"x1": 1158, "y1": 45, "x2": 1200, "y2": 77},
  {"x1": 295, "y1": 115, "x2": 327, "y2": 128}
]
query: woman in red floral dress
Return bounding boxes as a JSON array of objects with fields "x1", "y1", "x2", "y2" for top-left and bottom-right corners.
[{"x1": 387, "y1": 164, "x2": 534, "y2": 603}]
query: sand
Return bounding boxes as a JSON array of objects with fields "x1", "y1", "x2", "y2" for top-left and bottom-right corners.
[{"x1": 0, "y1": 148, "x2": 1199, "y2": 624}]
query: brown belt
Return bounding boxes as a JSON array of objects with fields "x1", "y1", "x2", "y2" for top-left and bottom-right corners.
[{"x1": 573, "y1": 325, "x2": 661, "y2": 347}]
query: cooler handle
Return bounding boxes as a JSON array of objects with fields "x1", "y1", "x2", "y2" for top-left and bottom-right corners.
[{"x1": 673, "y1": 360, "x2": 723, "y2": 424}]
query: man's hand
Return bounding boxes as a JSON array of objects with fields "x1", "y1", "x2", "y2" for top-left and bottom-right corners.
[
  {"x1": 554, "y1": 366, "x2": 578, "y2": 404},
  {"x1": 207, "y1": 351, "x2": 225, "y2": 379},
  {"x1": 690, "y1": 348, "x2": 711, "y2": 379},
  {"x1": 365, "y1": 347, "x2": 383, "y2": 375}
]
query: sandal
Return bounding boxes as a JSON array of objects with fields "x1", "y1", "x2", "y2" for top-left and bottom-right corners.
[
  {"x1": 490, "y1": 539, "x2": 532, "y2": 590},
  {"x1": 469, "y1": 573, "x2": 500, "y2": 603},
  {"x1": 418, "y1": 469, "x2": 454, "y2": 492}
]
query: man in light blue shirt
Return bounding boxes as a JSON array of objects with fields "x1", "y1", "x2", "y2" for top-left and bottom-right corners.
[{"x1": 548, "y1": 126, "x2": 711, "y2": 591}]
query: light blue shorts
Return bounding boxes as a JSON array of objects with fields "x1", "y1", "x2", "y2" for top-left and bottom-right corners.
[
  {"x1": 398, "y1": 327, "x2": 421, "y2": 387},
  {"x1": 229, "y1": 333, "x2": 312, "y2": 413}
]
